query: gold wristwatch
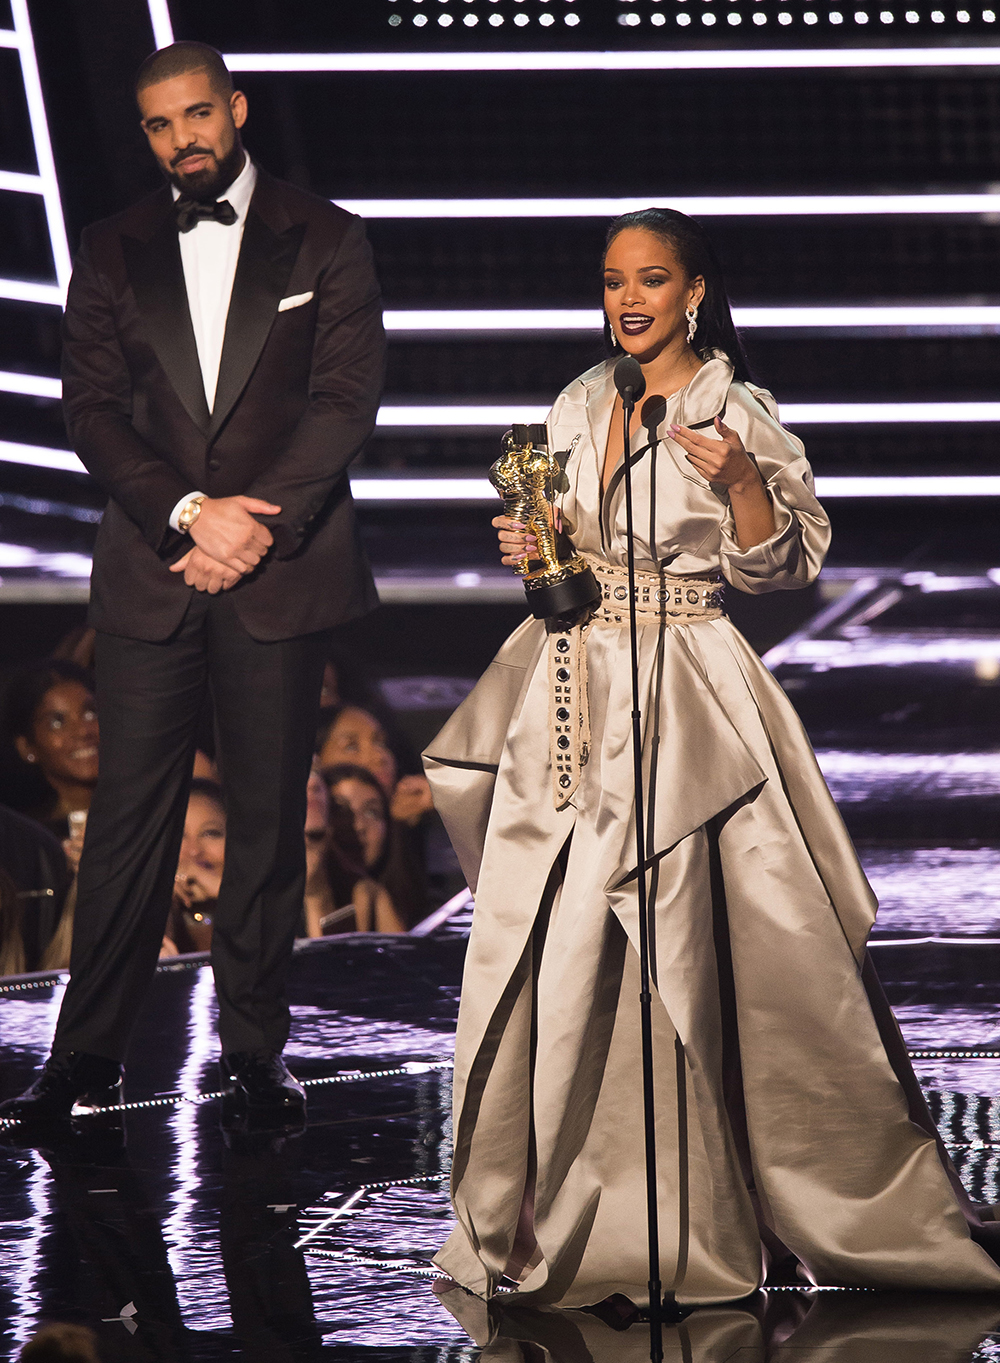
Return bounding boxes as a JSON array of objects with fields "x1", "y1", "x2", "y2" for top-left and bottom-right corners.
[{"x1": 177, "y1": 494, "x2": 205, "y2": 533}]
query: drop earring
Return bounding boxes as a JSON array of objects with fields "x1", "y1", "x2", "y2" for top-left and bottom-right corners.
[
  {"x1": 607, "y1": 319, "x2": 618, "y2": 350},
  {"x1": 685, "y1": 305, "x2": 699, "y2": 346}
]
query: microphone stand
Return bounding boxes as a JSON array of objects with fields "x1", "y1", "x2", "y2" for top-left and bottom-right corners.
[{"x1": 619, "y1": 374, "x2": 664, "y2": 1363}]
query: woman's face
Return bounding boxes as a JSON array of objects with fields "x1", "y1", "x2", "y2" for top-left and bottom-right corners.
[
  {"x1": 603, "y1": 228, "x2": 704, "y2": 363},
  {"x1": 330, "y1": 777, "x2": 388, "y2": 868},
  {"x1": 17, "y1": 681, "x2": 99, "y2": 788},
  {"x1": 176, "y1": 792, "x2": 226, "y2": 904},
  {"x1": 319, "y1": 708, "x2": 397, "y2": 793}
]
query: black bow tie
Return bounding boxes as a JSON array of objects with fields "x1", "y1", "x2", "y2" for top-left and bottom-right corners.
[{"x1": 175, "y1": 195, "x2": 238, "y2": 233}]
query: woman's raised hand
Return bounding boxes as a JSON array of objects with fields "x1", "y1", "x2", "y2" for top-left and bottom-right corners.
[
  {"x1": 391, "y1": 774, "x2": 434, "y2": 825},
  {"x1": 493, "y1": 515, "x2": 538, "y2": 567},
  {"x1": 668, "y1": 416, "x2": 761, "y2": 493}
]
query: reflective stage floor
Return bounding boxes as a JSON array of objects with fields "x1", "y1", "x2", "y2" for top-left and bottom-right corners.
[
  {"x1": 2, "y1": 572, "x2": 1000, "y2": 1360},
  {"x1": 3, "y1": 913, "x2": 1000, "y2": 1361}
]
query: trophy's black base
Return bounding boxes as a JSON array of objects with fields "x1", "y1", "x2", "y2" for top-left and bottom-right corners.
[{"x1": 524, "y1": 567, "x2": 600, "y2": 620}]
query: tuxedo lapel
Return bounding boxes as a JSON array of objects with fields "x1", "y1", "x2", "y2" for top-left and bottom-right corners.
[
  {"x1": 208, "y1": 207, "x2": 305, "y2": 440},
  {"x1": 121, "y1": 207, "x2": 210, "y2": 433}
]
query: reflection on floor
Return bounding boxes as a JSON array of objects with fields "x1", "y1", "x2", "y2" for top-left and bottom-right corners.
[
  {"x1": 0, "y1": 943, "x2": 466, "y2": 1360},
  {"x1": 3, "y1": 573, "x2": 1000, "y2": 1358},
  {"x1": 1, "y1": 920, "x2": 999, "y2": 1360}
]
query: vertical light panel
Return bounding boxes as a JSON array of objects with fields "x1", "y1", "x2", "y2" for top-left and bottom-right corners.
[
  {"x1": 147, "y1": 0, "x2": 176, "y2": 48},
  {"x1": 10, "y1": 0, "x2": 71, "y2": 294}
]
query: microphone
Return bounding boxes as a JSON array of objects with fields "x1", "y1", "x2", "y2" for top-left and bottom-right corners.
[{"x1": 614, "y1": 355, "x2": 646, "y2": 405}]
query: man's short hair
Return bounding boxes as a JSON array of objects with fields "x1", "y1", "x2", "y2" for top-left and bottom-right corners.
[{"x1": 135, "y1": 42, "x2": 233, "y2": 103}]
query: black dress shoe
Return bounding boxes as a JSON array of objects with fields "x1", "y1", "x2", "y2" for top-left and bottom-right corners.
[
  {"x1": 220, "y1": 1051, "x2": 306, "y2": 1122},
  {"x1": 0, "y1": 1051, "x2": 124, "y2": 1124}
]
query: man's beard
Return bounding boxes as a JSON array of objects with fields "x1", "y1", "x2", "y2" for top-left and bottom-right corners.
[{"x1": 168, "y1": 138, "x2": 245, "y2": 201}]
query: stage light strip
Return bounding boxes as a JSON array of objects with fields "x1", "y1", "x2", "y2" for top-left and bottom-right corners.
[
  {"x1": 0, "y1": 169, "x2": 45, "y2": 195},
  {"x1": 0, "y1": 441, "x2": 84, "y2": 474},
  {"x1": 10, "y1": 0, "x2": 71, "y2": 296},
  {"x1": 4, "y1": 449, "x2": 1000, "y2": 499},
  {"x1": 789, "y1": 401, "x2": 1000, "y2": 424},
  {"x1": 0, "y1": 279, "x2": 64, "y2": 306},
  {"x1": 5, "y1": 298, "x2": 997, "y2": 349},
  {"x1": 0, "y1": 370, "x2": 61, "y2": 398},
  {"x1": 349, "y1": 475, "x2": 1000, "y2": 500},
  {"x1": 383, "y1": 305, "x2": 1000, "y2": 334},
  {"x1": 222, "y1": 48, "x2": 1000, "y2": 74},
  {"x1": 339, "y1": 193, "x2": 1000, "y2": 219},
  {"x1": 146, "y1": 0, "x2": 175, "y2": 47},
  {"x1": 15, "y1": 370, "x2": 1000, "y2": 406},
  {"x1": 372, "y1": 401, "x2": 1000, "y2": 427},
  {"x1": 4, "y1": 444, "x2": 1000, "y2": 498},
  {"x1": 731, "y1": 304, "x2": 1000, "y2": 329}
]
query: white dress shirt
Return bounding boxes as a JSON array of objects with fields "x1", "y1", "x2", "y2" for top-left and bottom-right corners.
[{"x1": 168, "y1": 156, "x2": 257, "y2": 532}]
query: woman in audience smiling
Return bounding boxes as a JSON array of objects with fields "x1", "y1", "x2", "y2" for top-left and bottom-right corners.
[{"x1": 6, "y1": 661, "x2": 99, "y2": 842}]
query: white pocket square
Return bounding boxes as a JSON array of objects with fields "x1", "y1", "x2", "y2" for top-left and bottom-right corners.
[{"x1": 278, "y1": 291, "x2": 314, "y2": 312}]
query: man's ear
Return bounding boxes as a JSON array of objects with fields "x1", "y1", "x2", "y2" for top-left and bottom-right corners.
[
  {"x1": 14, "y1": 734, "x2": 34, "y2": 764},
  {"x1": 231, "y1": 90, "x2": 248, "y2": 129}
]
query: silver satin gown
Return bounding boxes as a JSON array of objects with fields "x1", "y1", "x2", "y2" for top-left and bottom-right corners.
[{"x1": 423, "y1": 356, "x2": 1000, "y2": 1306}]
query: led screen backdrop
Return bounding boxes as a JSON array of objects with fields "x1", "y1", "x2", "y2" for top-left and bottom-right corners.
[{"x1": 0, "y1": 0, "x2": 998, "y2": 600}]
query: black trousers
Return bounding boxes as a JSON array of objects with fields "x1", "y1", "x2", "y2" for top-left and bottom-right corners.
[{"x1": 53, "y1": 592, "x2": 332, "y2": 1061}]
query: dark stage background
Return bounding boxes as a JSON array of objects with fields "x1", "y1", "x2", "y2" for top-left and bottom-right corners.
[
  {"x1": 3, "y1": 6, "x2": 1000, "y2": 1359},
  {"x1": 0, "y1": 0, "x2": 998, "y2": 685}
]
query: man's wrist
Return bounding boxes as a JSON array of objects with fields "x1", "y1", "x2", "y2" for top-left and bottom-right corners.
[{"x1": 171, "y1": 492, "x2": 207, "y2": 534}]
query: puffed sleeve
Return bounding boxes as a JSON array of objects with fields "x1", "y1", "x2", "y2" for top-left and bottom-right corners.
[{"x1": 717, "y1": 384, "x2": 831, "y2": 595}]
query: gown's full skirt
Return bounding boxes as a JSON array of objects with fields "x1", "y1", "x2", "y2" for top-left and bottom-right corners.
[{"x1": 424, "y1": 610, "x2": 1000, "y2": 1306}]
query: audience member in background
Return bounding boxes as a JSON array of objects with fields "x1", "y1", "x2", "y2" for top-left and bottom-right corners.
[
  {"x1": 303, "y1": 767, "x2": 403, "y2": 934},
  {"x1": 303, "y1": 766, "x2": 336, "y2": 935},
  {"x1": 19, "y1": 1322, "x2": 100, "y2": 1362},
  {"x1": 317, "y1": 704, "x2": 431, "y2": 925},
  {"x1": 192, "y1": 749, "x2": 218, "y2": 781},
  {"x1": 162, "y1": 779, "x2": 225, "y2": 957},
  {"x1": 317, "y1": 702, "x2": 433, "y2": 828},
  {"x1": 0, "y1": 804, "x2": 73, "y2": 975},
  {"x1": 53, "y1": 612, "x2": 220, "y2": 784},
  {"x1": 323, "y1": 762, "x2": 420, "y2": 929},
  {"x1": 319, "y1": 641, "x2": 389, "y2": 715},
  {"x1": 4, "y1": 661, "x2": 98, "y2": 843},
  {"x1": 51, "y1": 623, "x2": 97, "y2": 672}
]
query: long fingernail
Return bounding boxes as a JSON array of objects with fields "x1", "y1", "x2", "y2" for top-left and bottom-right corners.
[{"x1": 669, "y1": 423, "x2": 680, "y2": 434}]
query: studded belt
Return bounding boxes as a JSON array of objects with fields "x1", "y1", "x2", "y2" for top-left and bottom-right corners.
[
  {"x1": 548, "y1": 559, "x2": 725, "y2": 808},
  {"x1": 587, "y1": 555, "x2": 725, "y2": 627}
]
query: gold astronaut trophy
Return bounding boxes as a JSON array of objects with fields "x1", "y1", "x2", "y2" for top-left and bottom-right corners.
[{"x1": 490, "y1": 423, "x2": 600, "y2": 620}]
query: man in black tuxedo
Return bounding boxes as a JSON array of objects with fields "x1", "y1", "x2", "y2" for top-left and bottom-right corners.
[{"x1": 1, "y1": 43, "x2": 384, "y2": 1124}]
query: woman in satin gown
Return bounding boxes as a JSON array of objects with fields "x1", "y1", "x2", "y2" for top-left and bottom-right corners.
[{"x1": 423, "y1": 209, "x2": 1000, "y2": 1308}]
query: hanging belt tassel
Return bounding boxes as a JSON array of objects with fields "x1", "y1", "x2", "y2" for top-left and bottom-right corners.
[{"x1": 548, "y1": 625, "x2": 590, "y2": 810}]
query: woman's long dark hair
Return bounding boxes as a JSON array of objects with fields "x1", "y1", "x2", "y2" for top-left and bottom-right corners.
[
  {"x1": 603, "y1": 208, "x2": 752, "y2": 382},
  {"x1": 322, "y1": 762, "x2": 427, "y2": 928}
]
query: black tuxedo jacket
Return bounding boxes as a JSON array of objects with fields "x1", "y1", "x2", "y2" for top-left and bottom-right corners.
[{"x1": 61, "y1": 169, "x2": 385, "y2": 643}]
